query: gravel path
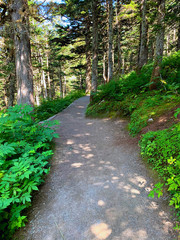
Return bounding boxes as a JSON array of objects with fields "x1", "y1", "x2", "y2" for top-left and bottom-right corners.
[{"x1": 15, "y1": 96, "x2": 178, "y2": 240}]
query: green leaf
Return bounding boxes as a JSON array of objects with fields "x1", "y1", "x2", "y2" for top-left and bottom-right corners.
[{"x1": 148, "y1": 191, "x2": 155, "y2": 198}]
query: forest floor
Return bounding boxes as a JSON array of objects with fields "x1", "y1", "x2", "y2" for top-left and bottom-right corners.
[{"x1": 15, "y1": 96, "x2": 179, "y2": 240}]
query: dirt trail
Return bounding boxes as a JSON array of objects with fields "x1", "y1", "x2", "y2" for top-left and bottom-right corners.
[{"x1": 15, "y1": 96, "x2": 178, "y2": 240}]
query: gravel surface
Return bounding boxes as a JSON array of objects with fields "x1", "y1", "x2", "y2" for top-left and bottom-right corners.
[{"x1": 15, "y1": 96, "x2": 179, "y2": 240}]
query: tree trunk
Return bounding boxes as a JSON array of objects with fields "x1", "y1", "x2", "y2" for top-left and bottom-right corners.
[
  {"x1": 4, "y1": 34, "x2": 16, "y2": 107},
  {"x1": 150, "y1": 0, "x2": 165, "y2": 90},
  {"x1": 138, "y1": 0, "x2": 148, "y2": 70},
  {"x1": 63, "y1": 75, "x2": 67, "y2": 97},
  {"x1": 51, "y1": 72, "x2": 55, "y2": 99},
  {"x1": 149, "y1": 38, "x2": 155, "y2": 61},
  {"x1": 41, "y1": 69, "x2": 47, "y2": 99},
  {"x1": 116, "y1": 0, "x2": 122, "y2": 75},
  {"x1": 91, "y1": 0, "x2": 99, "y2": 99},
  {"x1": 5, "y1": 74, "x2": 15, "y2": 108},
  {"x1": 35, "y1": 85, "x2": 40, "y2": 106},
  {"x1": 107, "y1": 0, "x2": 113, "y2": 82},
  {"x1": 177, "y1": 23, "x2": 180, "y2": 51},
  {"x1": 129, "y1": 52, "x2": 133, "y2": 72},
  {"x1": 39, "y1": 51, "x2": 48, "y2": 99},
  {"x1": 46, "y1": 48, "x2": 51, "y2": 98},
  {"x1": 8, "y1": 74, "x2": 16, "y2": 107},
  {"x1": 103, "y1": 52, "x2": 108, "y2": 83},
  {"x1": 58, "y1": 62, "x2": 63, "y2": 98},
  {"x1": 12, "y1": 0, "x2": 34, "y2": 106},
  {"x1": 80, "y1": 74, "x2": 83, "y2": 90},
  {"x1": 85, "y1": 17, "x2": 91, "y2": 94},
  {"x1": 166, "y1": 34, "x2": 169, "y2": 55},
  {"x1": 122, "y1": 58, "x2": 125, "y2": 75}
]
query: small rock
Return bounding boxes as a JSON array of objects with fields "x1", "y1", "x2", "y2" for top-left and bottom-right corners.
[{"x1": 148, "y1": 118, "x2": 153, "y2": 122}]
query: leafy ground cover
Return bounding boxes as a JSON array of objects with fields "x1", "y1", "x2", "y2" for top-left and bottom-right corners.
[
  {"x1": 0, "y1": 105, "x2": 59, "y2": 239},
  {"x1": 35, "y1": 90, "x2": 85, "y2": 121},
  {"x1": 86, "y1": 51, "x2": 180, "y2": 228},
  {"x1": 140, "y1": 122, "x2": 180, "y2": 229}
]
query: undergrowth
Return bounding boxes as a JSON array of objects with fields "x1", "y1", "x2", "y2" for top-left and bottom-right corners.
[
  {"x1": 140, "y1": 123, "x2": 180, "y2": 228},
  {"x1": 0, "y1": 105, "x2": 59, "y2": 239},
  {"x1": 35, "y1": 90, "x2": 85, "y2": 121}
]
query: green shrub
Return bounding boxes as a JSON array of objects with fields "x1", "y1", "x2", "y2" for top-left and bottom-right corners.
[
  {"x1": 35, "y1": 90, "x2": 85, "y2": 121},
  {"x1": 0, "y1": 104, "x2": 59, "y2": 239},
  {"x1": 161, "y1": 51, "x2": 180, "y2": 85},
  {"x1": 140, "y1": 123, "x2": 180, "y2": 223}
]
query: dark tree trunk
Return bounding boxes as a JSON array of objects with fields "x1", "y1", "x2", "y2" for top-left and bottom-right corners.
[
  {"x1": 12, "y1": 0, "x2": 34, "y2": 106},
  {"x1": 150, "y1": 0, "x2": 165, "y2": 90},
  {"x1": 51, "y1": 72, "x2": 55, "y2": 99},
  {"x1": 116, "y1": 0, "x2": 122, "y2": 75},
  {"x1": 63, "y1": 75, "x2": 67, "y2": 97},
  {"x1": 80, "y1": 74, "x2": 83, "y2": 90},
  {"x1": 5, "y1": 73, "x2": 16, "y2": 107},
  {"x1": 85, "y1": 17, "x2": 91, "y2": 94},
  {"x1": 177, "y1": 23, "x2": 180, "y2": 51},
  {"x1": 4, "y1": 29, "x2": 16, "y2": 107},
  {"x1": 129, "y1": 51, "x2": 133, "y2": 72},
  {"x1": 138, "y1": 0, "x2": 148, "y2": 70},
  {"x1": 91, "y1": 0, "x2": 99, "y2": 100},
  {"x1": 149, "y1": 38, "x2": 155, "y2": 61},
  {"x1": 108, "y1": 0, "x2": 113, "y2": 81},
  {"x1": 8, "y1": 74, "x2": 16, "y2": 107}
]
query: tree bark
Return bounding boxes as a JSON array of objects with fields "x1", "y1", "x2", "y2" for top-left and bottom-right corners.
[
  {"x1": 103, "y1": 52, "x2": 108, "y2": 83},
  {"x1": 150, "y1": 0, "x2": 165, "y2": 90},
  {"x1": 116, "y1": 0, "x2": 122, "y2": 75},
  {"x1": 85, "y1": 17, "x2": 91, "y2": 94},
  {"x1": 129, "y1": 51, "x2": 133, "y2": 72},
  {"x1": 80, "y1": 74, "x2": 83, "y2": 90},
  {"x1": 8, "y1": 74, "x2": 16, "y2": 107},
  {"x1": 91, "y1": 0, "x2": 99, "y2": 99},
  {"x1": 41, "y1": 69, "x2": 47, "y2": 99},
  {"x1": 107, "y1": 0, "x2": 113, "y2": 82},
  {"x1": 177, "y1": 23, "x2": 180, "y2": 51},
  {"x1": 35, "y1": 85, "x2": 40, "y2": 106},
  {"x1": 63, "y1": 75, "x2": 67, "y2": 97},
  {"x1": 4, "y1": 30, "x2": 16, "y2": 107},
  {"x1": 46, "y1": 48, "x2": 51, "y2": 98},
  {"x1": 138, "y1": 0, "x2": 148, "y2": 70},
  {"x1": 12, "y1": 0, "x2": 34, "y2": 106},
  {"x1": 166, "y1": 34, "x2": 169, "y2": 55},
  {"x1": 39, "y1": 53, "x2": 48, "y2": 99},
  {"x1": 149, "y1": 38, "x2": 155, "y2": 61},
  {"x1": 122, "y1": 58, "x2": 125, "y2": 75},
  {"x1": 51, "y1": 71, "x2": 55, "y2": 99},
  {"x1": 58, "y1": 62, "x2": 63, "y2": 98}
]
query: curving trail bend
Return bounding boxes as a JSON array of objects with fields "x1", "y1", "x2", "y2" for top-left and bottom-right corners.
[{"x1": 15, "y1": 96, "x2": 178, "y2": 240}]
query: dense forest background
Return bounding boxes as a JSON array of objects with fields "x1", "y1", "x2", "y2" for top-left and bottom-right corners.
[{"x1": 0, "y1": 0, "x2": 179, "y2": 109}]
